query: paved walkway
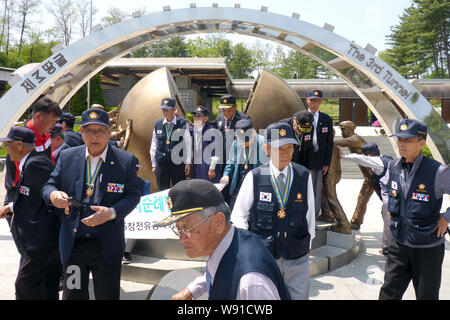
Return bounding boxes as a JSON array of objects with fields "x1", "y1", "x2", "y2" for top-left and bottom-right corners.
[{"x1": 0, "y1": 172, "x2": 449, "y2": 300}]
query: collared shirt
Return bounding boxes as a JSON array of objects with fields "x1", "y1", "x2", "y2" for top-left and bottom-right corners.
[
  {"x1": 149, "y1": 115, "x2": 192, "y2": 166},
  {"x1": 187, "y1": 226, "x2": 281, "y2": 300},
  {"x1": 379, "y1": 153, "x2": 450, "y2": 248},
  {"x1": 230, "y1": 160, "x2": 316, "y2": 248},
  {"x1": 52, "y1": 143, "x2": 66, "y2": 160}
]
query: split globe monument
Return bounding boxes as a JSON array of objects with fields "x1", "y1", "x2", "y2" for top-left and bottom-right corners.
[{"x1": 0, "y1": 4, "x2": 449, "y2": 296}]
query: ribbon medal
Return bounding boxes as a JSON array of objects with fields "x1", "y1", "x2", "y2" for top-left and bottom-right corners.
[
  {"x1": 270, "y1": 167, "x2": 292, "y2": 220},
  {"x1": 86, "y1": 158, "x2": 103, "y2": 198}
]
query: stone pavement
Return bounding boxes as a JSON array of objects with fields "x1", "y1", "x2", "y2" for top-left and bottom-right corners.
[{"x1": 0, "y1": 169, "x2": 449, "y2": 300}]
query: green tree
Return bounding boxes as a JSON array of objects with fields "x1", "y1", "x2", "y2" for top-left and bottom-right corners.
[
  {"x1": 132, "y1": 36, "x2": 188, "y2": 58},
  {"x1": 70, "y1": 74, "x2": 106, "y2": 115},
  {"x1": 228, "y1": 42, "x2": 254, "y2": 79}
]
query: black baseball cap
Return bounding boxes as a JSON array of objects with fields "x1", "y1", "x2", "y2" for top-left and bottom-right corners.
[
  {"x1": 160, "y1": 97, "x2": 176, "y2": 110},
  {"x1": 219, "y1": 95, "x2": 236, "y2": 109},
  {"x1": 153, "y1": 179, "x2": 225, "y2": 227},
  {"x1": 294, "y1": 110, "x2": 314, "y2": 133},
  {"x1": 50, "y1": 124, "x2": 63, "y2": 137},
  {"x1": 362, "y1": 143, "x2": 380, "y2": 156},
  {"x1": 0, "y1": 126, "x2": 36, "y2": 144},
  {"x1": 390, "y1": 119, "x2": 427, "y2": 139},
  {"x1": 81, "y1": 108, "x2": 110, "y2": 128},
  {"x1": 235, "y1": 119, "x2": 253, "y2": 143},
  {"x1": 307, "y1": 89, "x2": 323, "y2": 99},
  {"x1": 59, "y1": 112, "x2": 75, "y2": 125},
  {"x1": 265, "y1": 122, "x2": 299, "y2": 148},
  {"x1": 192, "y1": 105, "x2": 209, "y2": 117}
]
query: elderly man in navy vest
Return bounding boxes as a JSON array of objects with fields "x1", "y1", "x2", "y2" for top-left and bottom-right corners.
[
  {"x1": 231, "y1": 122, "x2": 316, "y2": 300},
  {"x1": 42, "y1": 108, "x2": 141, "y2": 300},
  {"x1": 150, "y1": 97, "x2": 192, "y2": 191},
  {"x1": 0, "y1": 127, "x2": 61, "y2": 300},
  {"x1": 58, "y1": 112, "x2": 84, "y2": 147},
  {"x1": 154, "y1": 179, "x2": 290, "y2": 300},
  {"x1": 378, "y1": 119, "x2": 450, "y2": 300}
]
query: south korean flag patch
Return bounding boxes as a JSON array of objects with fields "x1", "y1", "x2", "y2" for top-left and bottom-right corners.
[
  {"x1": 259, "y1": 192, "x2": 272, "y2": 202},
  {"x1": 391, "y1": 181, "x2": 398, "y2": 190}
]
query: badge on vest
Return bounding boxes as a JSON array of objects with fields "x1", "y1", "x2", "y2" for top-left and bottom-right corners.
[
  {"x1": 411, "y1": 192, "x2": 429, "y2": 202},
  {"x1": 19, "y1": 186, "x2": 30, "y2": 196},
  {"x1": 107, "y1": 183, "x2": 125, "y2": 193},
  {"x1": 259, "y1": 192, "x2": 272, "y2": 202},
  {"x1": 304, "y1": 135, "x2": 311, "y2": 141},
  {"x1": 295, "y1": 193, "x2": 303, "y2": 203},
  {"x1": 391, "y1": 181, "x2": 398, "y2": 190},
  {"x1": 322, "y1": 127, "x2": 328, "y2": 133},
  {"x1": 156, "y1": 130, "x2": 163, "y2": 135}
]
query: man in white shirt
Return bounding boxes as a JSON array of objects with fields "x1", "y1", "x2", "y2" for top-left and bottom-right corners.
[
  {"x1": 231, "y1": 122, "x2": 315, "y2": 300},
  {"x1": 153, "y1": 179, "x2": 291, "y2": 300}
]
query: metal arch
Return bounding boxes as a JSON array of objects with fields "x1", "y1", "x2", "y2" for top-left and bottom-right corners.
[{"x1": 0, "y1": 6, "x2": 448, "y2": 163}]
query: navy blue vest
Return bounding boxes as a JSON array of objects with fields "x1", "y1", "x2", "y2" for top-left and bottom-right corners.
[
  {"x1": 250, "y1": 163, "x2": 310, "y2": 260},
  {"x1": 371, "y1": 155, "x2": 392, "y2": 201},
  {"x1": 209, "y1": 228, "x2": 291, "y2": 300},
  {"x1": 387, "y1": 156, "x2": 443, "y2": 245},
  {"x1": 154, "y1": 117, "x2": 187, "y2": 164}
]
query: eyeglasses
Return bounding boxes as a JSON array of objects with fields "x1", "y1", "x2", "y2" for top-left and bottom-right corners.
[{"x1": 171, "y1": 217, "x2": 209, "y2": 239}]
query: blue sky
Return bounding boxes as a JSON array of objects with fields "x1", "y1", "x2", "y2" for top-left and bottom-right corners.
[{"x1": 43, "y1": 0, "x2": 412, "y2": 52}]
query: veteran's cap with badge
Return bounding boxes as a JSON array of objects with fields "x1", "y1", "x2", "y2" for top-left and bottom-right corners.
[
  {"x1": 362, "y1": 142, "x2": 380, "y2": 156},
  {"x1": 294, "y1": 110, "x2": 314, "y2": 133},
  {"x1": 160, "y1": 97, "x2": 176, "y2": 110},
  {"x1": 192, "y1": 105, "x2": 209, "y2": 117},
  {"x1": 50, "y1": 124, "x2": 63, "y2": 137},
  {"x1": 0, "y1": 126, "x2": 36, "y2": 144},
  {"x1": 390, "y1": 119, "x2": 427, "y2": 139},
  {"x1": 153, "y1": 179, "x2": 226, "y2": 227},
  {"x1": 81, "y1": 108, "x2": 110, "y2": 128},
  {"x1": 219, "y1": 95, "x2": 236, "y2": 109},
  {"x1": 307, "y1": 89, "x2": 323, "y2": 100},
  {"x1": 265, "y1": 122, "x2": 299, "y2": 148},
  {"x1": 235, "y1": 119, "x2": 253, "y2": 143},
  {"x1": 59, "y1": 112, "x2": 75, "y2": 125}
]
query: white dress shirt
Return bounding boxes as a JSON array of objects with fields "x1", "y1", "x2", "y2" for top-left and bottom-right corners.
[
  {"x1": 342, "y1": 153, "x2": 385, "y2": 176},
  {"x1": 187, "y1": 226, "x2": 281, "y2": 300},
  {"x1": 149, "y1": 115, "x2": 192, "y2": 166},
  {"x1": 230, "y1": 160, "x2": 316, "y2": 248}
]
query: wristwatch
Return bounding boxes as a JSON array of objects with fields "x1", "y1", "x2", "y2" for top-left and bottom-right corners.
[{"x1": 110, "y1": 208, "x2": 116, "y2": 220}]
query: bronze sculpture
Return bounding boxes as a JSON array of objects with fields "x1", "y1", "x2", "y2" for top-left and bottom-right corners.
[
  {"x1": 318, "y1": 128, "x2": 351, "y2": 234},
  {"x1": 334, "y1": 121, "x2": 374, "y2": 230}
]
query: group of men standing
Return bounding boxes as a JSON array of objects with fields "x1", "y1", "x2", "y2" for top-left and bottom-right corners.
[{"x1": 0, "y1": 88, "x2": 448, "y2": 301}]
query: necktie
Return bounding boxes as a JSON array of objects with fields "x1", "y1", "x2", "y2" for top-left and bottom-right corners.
[
  {"x1": 312, "y1": 115, "x2": 319, "y2": 152},
  {"x1": 205, "y1": 262, "x2": 212, "y2": 294},
  {"x1": 277, "y1": 173, "x2": 286, "y2": 194}
]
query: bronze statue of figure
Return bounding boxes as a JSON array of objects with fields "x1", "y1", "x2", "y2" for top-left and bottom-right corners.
[
  {"x1": 334, "y1": 121, "x2": 374, "y2": 230},
  {"x1": 318, "y1": 128, "x2": 351, "y2": 234}
]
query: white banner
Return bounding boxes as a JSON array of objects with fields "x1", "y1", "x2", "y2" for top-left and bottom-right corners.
[{"x1": 124, "y1": 183, "x2": 227, "y2": 239}]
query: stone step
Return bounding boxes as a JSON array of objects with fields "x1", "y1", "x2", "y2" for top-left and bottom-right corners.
[{"x1": 121, "y1": 228, "x2": 361, "y2": 284}]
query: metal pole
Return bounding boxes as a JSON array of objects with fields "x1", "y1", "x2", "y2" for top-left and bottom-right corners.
[{"x1": 87, "y1": 0, "x2": 93, "y2": 110}]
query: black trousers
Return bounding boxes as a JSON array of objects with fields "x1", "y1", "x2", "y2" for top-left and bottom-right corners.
[
  {"x1": 379, "y1": 240, "x2": 445, "y2": 300},
  {"x1": 15, "y1": 245, "x2": 61, "y2": 300},
  {"x1": 155, "y1": 162, "x2": 185, "y2": 191},
  {"x1": 62, "y1": 238, "x2": 121, "y2": 300}
]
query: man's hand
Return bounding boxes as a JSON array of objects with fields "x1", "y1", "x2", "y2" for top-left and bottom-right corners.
[
  {"x1": 220, "y1": 176, "x2": 230, "y2": 185},
  {"x1": 433, "y1": 216, "x2": 449, "y2": 238},
  {"x1": 171, "y1": 288, "x2": 193, "y2": 300},
  {"x1": 208, "y1": 170, "x2": 216, "y2": 181},
  {"x1": 152, "y1": 167, "x2": 157, "y2": 174},
  {"x1": 50, "y1": 191, "x2": 71, "y2": 209},
  {"x1": 81, "y1": 206, "x2": 112, "y2": 227},
  {"x1": 0, "y1": 205, "x2": 11, "y2": 219},
  {"x1": 185, "y1": 164, "x2": 192, "y2": 176},
  {"x1": 323, "y1": 165, "x2": 329, "y2": 175}
]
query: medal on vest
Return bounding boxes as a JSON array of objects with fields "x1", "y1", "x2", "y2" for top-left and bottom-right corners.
[
  {"x1": 269, "y1": 166, "x2": 292, "y2": 220},
  {"x1": 165, "y1": 122, "x2": 174, "y2": 146},
  {"x1": 86, "y1": 157, "x2": 103, "y2": 198}
]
